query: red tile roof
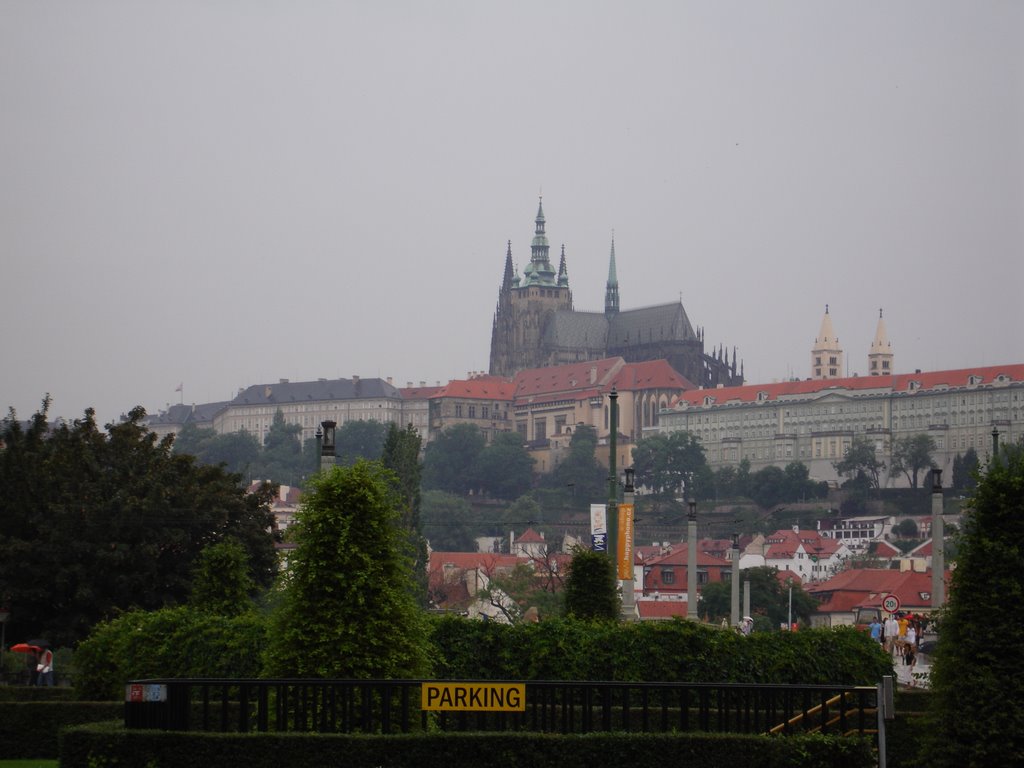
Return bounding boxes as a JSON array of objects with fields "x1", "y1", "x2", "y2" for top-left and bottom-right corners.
[
  {"x1": 609, "y1": 359, "x2": 696, "y2": 391},
  {"x1": 763, "y1": 529, "x2": 844, "y2": 559},
  {"x1": 430, "y1": 376, "x2": 516, "y2": 401},
  {"x1": 637, "y1": 600, "x2": 691, "y2": 619},
  {"x1": 673, "y1": 363, "x2": 1024, "y2": 407},
  {"x1": 806, "y1": 568, "x2": 950, "y2": 614},
  {"x1": 399, "y1": 385, "x2": 445, "y2": 399},
  {"x1": 513, "y1": 357, "x2": 625, "y2": 399},
  {"x1": 515, "y1": 527, "x2": 545, "y2": 543}
]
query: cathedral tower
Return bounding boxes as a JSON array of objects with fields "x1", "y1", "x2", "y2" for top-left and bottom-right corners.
[
  {"x1": 811, "y1": 305, "x2": 844, "y2": 379},
  {"x1": 868, "y1": 308, "x2": 894, "y2": 376},
  {"x1": 488, "y1": 199, "x2": 574, "y2": 377}
]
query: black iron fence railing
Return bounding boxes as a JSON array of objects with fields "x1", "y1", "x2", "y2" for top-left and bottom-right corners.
[{"x1": 124, "y1": 679, "x2": 879, "y2": 743}]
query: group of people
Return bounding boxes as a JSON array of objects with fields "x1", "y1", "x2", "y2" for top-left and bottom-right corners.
[{"x1": 868, "y1": 612, "x2": 924, "y2": 684}]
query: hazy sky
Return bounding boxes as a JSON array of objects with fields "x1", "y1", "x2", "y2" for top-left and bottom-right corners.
[{"x1": 2, "y1": 2, "x2": 1022, "y2": 425}]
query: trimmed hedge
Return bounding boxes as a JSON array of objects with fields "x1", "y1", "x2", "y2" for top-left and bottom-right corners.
[
  {"x1": 61, "y1": 723, "x2": 875, "y2": 768},
  {"x1": 429, "y1": 616, "x2": 893, "y2": 684},
  {"x1": 0, "y1": 701, "x2": 122, "y2": 758}
]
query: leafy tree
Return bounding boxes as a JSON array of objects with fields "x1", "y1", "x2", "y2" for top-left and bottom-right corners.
[
  {"x1": 562, "y1": 548, "x2": 619, "y2": 621},
  {"x1": 0, "y1": 400, "x2": 277, "y2": 646},
  {"x1": 335, "y1": 419, "x2": 388, "y2": 466},
  {"x1": 698, "y1": 580, "x2": 732, "y2": 624},
  {"x1": 503, "y1": 494, "x2": 544, "y2": 533},
  {"x1": 928, "y1": 442, "x2": 1024, "y2": 766},
  {"x1": 782, "y1": 461, "x2": 829, "y2": 501},
  {"x1": 381, "y1": 423, "x2": 428, "y2": 603},
  {"x1": 546, "y1": 425, "x2": 607, "y2": 506},
  {"x1": 699, "y1": 567, "x2": 816, "y2": 629},
  {"x1": 833, "y1": 436, "x2": 885, "y2": 489},
  {"x1": 189, "y1": 538, "x2": 256, "y2": 616},
  {"x1": 480, "y1": 562, "x2": 564, "y2": 622},
  {"x1": 952, "y1": 447, "x2": 980, "y2": 491},
  {"x1": 747, "y1": 465, "x2": 787, "y2": 509},
  {"x1": 263, "y1": 461, "x2": 431, "y2": 678},
  {"x1": 473, "y1": 431, "x2": 534, "y2": 500},
  {"x1": 891, "y1": 518, "x2": 919, "y2": 539},
  {"x1": 173, "y1": 424, "x2": 261, "y2": 479},
  {"x1": 890, "y1": 433, "x2": 937, "y2": 489},
  {"x1": 631, "y1": 431, "x2": 713, "y2": 500},
  {"x1": 252, "y1": 409, "x2": 307, "y2": 486},
  {"x1": 422, "y1": 423, "x2": 486, "y2": 494},
  {"x1": 421, "y1": 490, "x2": 478, "y2": 552},
  {"x1": 713, "y1": 465, "x2": 740, "y2": 499}
]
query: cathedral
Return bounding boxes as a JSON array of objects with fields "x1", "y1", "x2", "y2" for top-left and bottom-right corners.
[{"x1": 488, "y1": 200, "x2": 743, "y2": 389}]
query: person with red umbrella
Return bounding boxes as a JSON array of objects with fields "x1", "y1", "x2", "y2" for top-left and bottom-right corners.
[{"x1": 10, "y1": 643, "x2": 40, "y2": 685}]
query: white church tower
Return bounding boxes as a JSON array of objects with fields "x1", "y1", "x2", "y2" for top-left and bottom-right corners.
[
  {"x1": 811, "y1": 305, "x2": 844, "y2": 379},
  {"x1": 868, "y1": 308, "x2": 894, "y2": 376}
]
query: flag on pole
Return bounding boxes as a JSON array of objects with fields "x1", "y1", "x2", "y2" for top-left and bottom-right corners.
[{"x1": 175, "y1": 383, "x2": 183, "y2": 393}]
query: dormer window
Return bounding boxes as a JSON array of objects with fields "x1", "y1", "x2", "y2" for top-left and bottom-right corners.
[
  {"x1": 908, "y1": 381, "x2": 921, "y2": 392},
  {"x1": 968, "y1": 375, "x2": 983, "y2": 386},
  {"x1": 757, "y1": 391, "x2": 769, "y2": 403},
  {"x1": 704, "y1": 396, "x2": 716, "y2": 406}
]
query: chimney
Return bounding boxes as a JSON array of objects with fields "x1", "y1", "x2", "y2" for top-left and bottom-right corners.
[{"x1": 590, "y1": 366, "x2": 597, "y2": 385}]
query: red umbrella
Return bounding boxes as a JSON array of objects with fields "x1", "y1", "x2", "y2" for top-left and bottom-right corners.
[{"x1": 9, "y1": 643, "x2": 41, "y2": 653}]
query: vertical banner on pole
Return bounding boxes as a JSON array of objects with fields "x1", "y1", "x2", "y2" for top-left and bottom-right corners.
[
  {"x1": 617, "y1": 503, "x2": 634, "y2": 579},
  {"x1": 590, "y1": 504, "x2": 607, "y2": 552}
]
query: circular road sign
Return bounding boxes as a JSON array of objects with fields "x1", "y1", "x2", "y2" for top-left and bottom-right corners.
[{"x1": 881, "y1": 594, "x2": 901, "y2": 614}]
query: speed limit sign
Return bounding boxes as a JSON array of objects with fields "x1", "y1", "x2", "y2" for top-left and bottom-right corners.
[{"x1": 881, "y1": 594, "x2": 901, "y2": 614}]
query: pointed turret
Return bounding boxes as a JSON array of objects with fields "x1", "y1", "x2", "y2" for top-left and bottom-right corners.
[
  {"x1": 524, "y1": 197, "x2": 557, "y2": 286},
  {"x1": 604, "y1": 234, "x2": 620, "y2": 317},
  {"x1": 811, "y1": 304, "x2": 844, "y2": 379},
  {"x1": 501, "y1": 241, "x2": 514, "y2": 291},
  {"x1": 557, "y1": 244, "x2": 569, "y2": 287},
  {"x1": 868, "y1": 308, "x2": 894, "y2": 376}
]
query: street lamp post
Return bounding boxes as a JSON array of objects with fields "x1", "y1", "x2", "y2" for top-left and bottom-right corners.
[
  {"x1": 730, "y1": 533, "x2": 740, "y2": 628},
  {"x1": 931, "y1": 468, "x2": 944, "y2": 609},
  {"x1": 687, "y1": 499, "x2": 698, "y2": 620},
  {"x1": 787, "y1": 579, "x2": 793, "y2": 631},
  {"x1": 320, "y1": 420, "x2": 337, "y2": 473},
  {"x1": 607, "y1": 388, "x2": 619, "y2": 566}
]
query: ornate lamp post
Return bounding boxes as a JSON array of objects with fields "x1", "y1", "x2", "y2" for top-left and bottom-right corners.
[{"x1": 320, "y1": 420, "x2": 337, "y2": 473}]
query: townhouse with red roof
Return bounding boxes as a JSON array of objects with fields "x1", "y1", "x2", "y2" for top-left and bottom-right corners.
[
  {"x1": 805, "y1": 568, "x2": 950, "y2": 627},
  {"x1": 761, "y1": 528, "x2": 851, "y2": 583}
]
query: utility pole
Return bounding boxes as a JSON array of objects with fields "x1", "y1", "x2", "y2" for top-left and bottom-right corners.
[{"x1": 931, "y1": 469, "x2": 944, "y2": 609}]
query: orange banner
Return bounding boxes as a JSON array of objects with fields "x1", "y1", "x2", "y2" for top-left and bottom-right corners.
[{"x1": 617, "y1": 503, "x2": 634, "y2": 580}]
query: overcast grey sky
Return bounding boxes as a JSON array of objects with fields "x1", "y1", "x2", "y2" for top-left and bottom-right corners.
[{"x1": 2, "y1": 1, "x2": 1022, "y2": 425}]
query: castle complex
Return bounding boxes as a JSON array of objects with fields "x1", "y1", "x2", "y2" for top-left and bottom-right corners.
[{"x1": 488, "y1": 199, "x2": 743, "y2": 389}]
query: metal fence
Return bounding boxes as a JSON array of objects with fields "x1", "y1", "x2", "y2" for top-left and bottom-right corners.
[{"x1": 125, "y1": 678, "x2": 879, "y2": 743}]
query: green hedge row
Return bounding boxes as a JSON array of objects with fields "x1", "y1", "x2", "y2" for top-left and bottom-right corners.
[
  {"x1": 430, "y1": 616, "x2": 893, "y2": 684},
  {"x1": 0, "y1": 701, "x2": 122, "y2": 758},
  {"x1": 61, "y1": 723, "x2": 875, "y2": 768}
]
